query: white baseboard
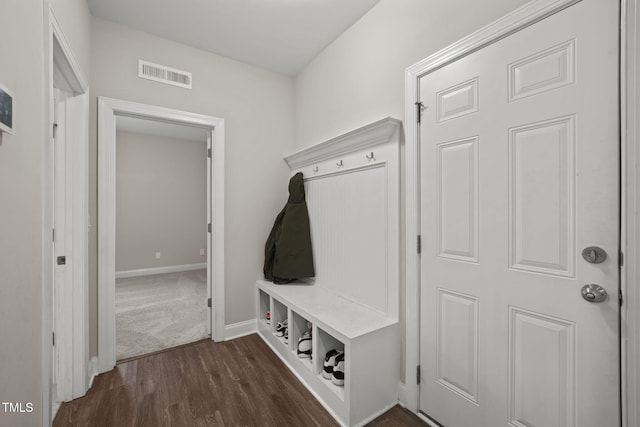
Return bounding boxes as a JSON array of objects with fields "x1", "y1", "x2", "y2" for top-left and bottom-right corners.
[
  {"x1": 87, "y1": 356, "x2": 98, "y2": 389},
  {"x1": 397, "y1": 381, "x2": 407, "y2": 407},
  {"x1": 224, "y1": 319, "x2": 257, "y2": 341},
  {"x1": 115, "y1": 263, "x2": 207, "y2": 279}
]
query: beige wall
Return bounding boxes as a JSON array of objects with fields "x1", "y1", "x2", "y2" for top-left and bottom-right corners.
[
  {"x1": 294, "y1": 0, "x2": 530, "y2": 149},
  {"x1": 293, "y1": 0, "x2": 530, "y2": 382},
  {"x1": 0, "y1": 1, "x2": 91, "y2": 425},
  {"x1": 89, "y1": 17, "x2": 295, "y2": 356},
  {"x1": 51, "y1": 0, "x2": 92, "y2": 78},
  {"x1": 115, "y1": 131, "x2": 207, "y2": 272},
  {"x1": 0, "y1": 3, "x2": 45, "y2": 425}
]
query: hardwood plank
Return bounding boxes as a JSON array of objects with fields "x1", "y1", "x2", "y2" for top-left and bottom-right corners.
[{"x1": 53, "y1": 334, "x2": 426, "y2": 426}]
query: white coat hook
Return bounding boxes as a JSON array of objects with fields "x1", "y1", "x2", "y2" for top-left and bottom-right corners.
[
  {"x1": 313, "y1": 166, "x2": 319, "y2": 173},
  {"x1": 365, "y1": 152, "x2": 375, "y2": 161},
  {"x1": 336, "y1": 160, "x2": 343, "y2": 168}
]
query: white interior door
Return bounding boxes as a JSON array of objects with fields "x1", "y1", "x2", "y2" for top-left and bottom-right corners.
[
  {"x1": 53, "y1": 87, "x2": 71, "y2": 401},
  {"x1": 418, "y1": 1, "x2": 620, "y2": 426}
]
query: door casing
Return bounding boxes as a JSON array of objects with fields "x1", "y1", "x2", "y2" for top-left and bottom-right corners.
[
  {"x1": 97, "y1": 97, "x2": 225, "y2": 373},
  {"x1": 403, "y1": 1, "x2": 640, "y2": 426},
  {"x1": 43, "y1": 6, "x2": 90, "y2": 426}
]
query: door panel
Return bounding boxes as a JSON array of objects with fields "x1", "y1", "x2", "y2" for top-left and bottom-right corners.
[{"x1": 419, "y1": 1, "x2": 620, "y2": 426}]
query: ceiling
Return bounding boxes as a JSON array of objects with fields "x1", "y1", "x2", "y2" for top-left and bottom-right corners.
[{"x1": 86, "y1": 0, "x2": 381, "y2": 76}]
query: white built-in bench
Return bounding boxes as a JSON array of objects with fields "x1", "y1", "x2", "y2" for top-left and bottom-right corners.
[
  {"x1": 255, "y1": 117, "x2": 402, "y2": 426},
  {"x1": 256, "y1": 280, "x2": 399, "y2": 426}
]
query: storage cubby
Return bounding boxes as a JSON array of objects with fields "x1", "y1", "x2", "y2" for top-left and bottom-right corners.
[
  {"x1": 271, "y1": 298, "x2": 288, "y2": 347},
  {"x1": 290, "y1": 310, "x2": 313, "y2": 371},
  {"x1": 317, "y1": 327, "x2": 346, "y2": 400},
  {"x1": 258, "y1": 289, "x2": 270, "y2": 327}
]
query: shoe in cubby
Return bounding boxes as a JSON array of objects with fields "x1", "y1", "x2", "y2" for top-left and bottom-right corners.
[
  {"x1": 331, "y1": 352, "x2": 345, "y2": 386},
  {"x1": 323, "y1": 349, "x2": 344, "y2": 380}
]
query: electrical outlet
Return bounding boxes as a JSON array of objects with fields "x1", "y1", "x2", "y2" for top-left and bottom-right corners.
[
  {"x1": 155, "y1": 252, "x2": 161, "y2": 259},
  {"x1": 200, "y1": 248, "x2": 205, "y2": 256}
]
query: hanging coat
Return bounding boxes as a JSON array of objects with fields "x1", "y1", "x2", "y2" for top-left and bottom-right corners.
[{"x1": 264, "y1": 172, "x2": 315, "y2": 284}]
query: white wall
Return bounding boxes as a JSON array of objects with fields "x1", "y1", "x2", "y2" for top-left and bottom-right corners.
[
  {"x1": 89, "y1": 17, "x2": 295, "y2": 356},
  {"x1": 115, "y1": 131, "x2": 207, "y2": 272}
]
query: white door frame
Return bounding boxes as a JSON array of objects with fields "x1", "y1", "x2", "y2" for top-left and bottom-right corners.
[
  {"x1": 403, "y1": 1, "x2": 639, "y2": 426},
  {"x1": 97, "y1": 97, "x2": 225, "y2": 373},
  {"x1": 43, "y1": 6, "x2": 90, "y2": 425}
]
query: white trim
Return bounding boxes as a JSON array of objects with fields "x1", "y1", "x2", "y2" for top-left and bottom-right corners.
[
  {"x1": 284, "y1": 117, "x2": 402, "y2": 169},
  {"x1": 44, "y1": 6, "x2": 90, "y2": 426},
  {"x1": 115, "y1": 263, "x2": 207, "y2": 279},
  {"x1": 224, "y1": 319, "x2": 257, "y2": 341},
  {"x1": 87, "y1": 356, "x2": 98, "y2": 389},
  {"x1": 622, "y1": 1, "x2": 639, "y2": 426},
  {"x1": 404, "y1": 0, "x2": 611, "y2": 416},
  {"x1": 98, "y1": 97, "x2": 225, "y2": 373},
  {"x1": 42, "y1": 4, "x2": 54, "y2": 426}
]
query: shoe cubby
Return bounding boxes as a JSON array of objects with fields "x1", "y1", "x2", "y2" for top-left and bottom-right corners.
[
  {"x1": 290, "y1": 310, "x2": 313, "y2": 372},
  {"x1": 271, "y1": 298, "x2": 288, "y2": 347},
  {"x1": 317, "y1": 327, "x2": 345, "y2": 400},
  {"x1": 258, "y1": 289, "x2": 270, "y2": 330},
  {"x1": 256, "y1": 280, "x2": 400, "y2": 426}
]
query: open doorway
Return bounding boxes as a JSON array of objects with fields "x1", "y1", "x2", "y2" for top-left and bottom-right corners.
[
  {"x1": 97, "y1": 97, "x2": 225, "y2": 374},
  {"x1": 114, "y1": 116, "x2": 209, "y2": 361}
]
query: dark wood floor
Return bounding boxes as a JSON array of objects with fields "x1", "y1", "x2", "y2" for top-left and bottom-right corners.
[{"x1": 54, "y1": 334, "x2": 426, "y2": 426}]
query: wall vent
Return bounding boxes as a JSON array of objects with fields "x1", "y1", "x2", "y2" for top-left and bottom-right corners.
[{"x1": 138, "y1": 60, "x2": 192, "y2": 89}]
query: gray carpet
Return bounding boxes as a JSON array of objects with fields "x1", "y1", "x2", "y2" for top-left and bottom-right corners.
[{"x1": 116, "y1": 269, "x2": 209, "y2": 361}]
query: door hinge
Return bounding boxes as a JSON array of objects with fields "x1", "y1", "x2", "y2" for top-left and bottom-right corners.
[
  {"x1": 620, "y1": 290, "x2": 623, "y2": 307},
  {"x1": 619, "y1": 251, "x2": 624, "y2": 267},
  {"x1": 415, "y1": 101, "x2": 426, "y2": 124},
  {"x1": 417, "y1": 365, "x2": 421, "y2": 384},
  {"x1": 207, "y1": 298, "x2": 212, "y2": 308},
  {"x1": 417, "y1": 235, "x2": 422, "y2": 254},
  {"x1": 52, "y1": 228, "x2": 55, "y2": 242},
  {"x1": 53, "y1": 123, "x2": 58, "y2": 139},
  {"x1": 52, "y1": 332, "x2": 55, "y2": 346},
  {"x1": 207, "y1": 148, "x2": 212, "y2": 158},
  {"x1": 208, "y1": 223, "x2": 212, "y2": 233}
]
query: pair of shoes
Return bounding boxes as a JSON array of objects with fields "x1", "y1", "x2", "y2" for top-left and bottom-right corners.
[
  {"x1": 297, "y1": 331, "x2": 312, "y2": 359},
  {"x1": 323, "y1": 349, "x2": 345, "y2": 386},
  {"x1": 275, "y1": 319, "x2": 288, "y2": 339}
]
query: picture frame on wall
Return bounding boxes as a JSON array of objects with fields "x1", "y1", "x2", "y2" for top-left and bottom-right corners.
[{"x1": 0, "y1": 82, "x2": 14, "y2": 135}]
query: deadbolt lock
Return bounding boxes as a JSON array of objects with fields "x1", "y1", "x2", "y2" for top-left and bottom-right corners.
[{"x1": 581, "y1": 246, "x2": 607, "y2": 264}]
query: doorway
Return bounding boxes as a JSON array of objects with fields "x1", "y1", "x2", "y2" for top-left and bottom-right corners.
[
  {"x1": 114, "y1": 116, "x2": 209, "y2": 361},
  {"x1": 404, "y1": 0, "x2": 623, "y2": 426},
  {"x1": 97, "y1": 97, "x2": 225, "y2": 373}
]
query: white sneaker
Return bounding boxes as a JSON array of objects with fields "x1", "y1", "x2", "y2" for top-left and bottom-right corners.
[
  {"x1": 322, "y1": 349, "x2": 343, "y2": 379},
  {"x1": 331, "y1": 353, "x2": 345, "y2": 386},
  {"x1": 297, "y1": 331, "x2": 312, "y2": 358},
  {"x1": 275, "y1": 319, "x2": 288, "y2": 337}
]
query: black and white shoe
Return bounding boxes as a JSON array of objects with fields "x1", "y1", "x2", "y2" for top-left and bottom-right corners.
[
  {"x1": 331, "y1": 353, "x2": 345, "y2": 386},
  {"x1": 275, "y1": 319, "x2": 288, "y2": 337},
  {"x1": 322, "y1": 350, "x2": 344, "y2": 379},
  {"x1": 284, "y1": 328, "x2": 289, "y2": 344},
  {"x1": 297, "y1": 331, "x2": 312, "y2": 358}
]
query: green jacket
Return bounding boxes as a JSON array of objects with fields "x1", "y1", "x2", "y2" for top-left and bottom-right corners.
[{"x1": 263, "y1": 173, "x2": 315, "y2": 284}]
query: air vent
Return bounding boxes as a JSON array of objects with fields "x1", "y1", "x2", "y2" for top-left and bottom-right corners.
[{"x1": 138, "y1": 60, "x2": 192, "y2": 89}]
